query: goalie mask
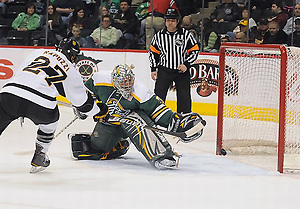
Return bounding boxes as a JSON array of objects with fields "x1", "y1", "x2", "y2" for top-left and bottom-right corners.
[
  {"x1": 111, "y1": 64, "x2": 135, "y2": 99},
  {"x1": 56, "y1": 38, "x2": 80, "y2": 63}
]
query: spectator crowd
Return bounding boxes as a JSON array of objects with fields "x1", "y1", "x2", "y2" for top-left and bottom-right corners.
[{"x1": 0, "y1": 0, "x2": 299, "y2": 50}]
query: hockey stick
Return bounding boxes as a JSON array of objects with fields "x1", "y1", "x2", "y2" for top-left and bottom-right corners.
[
  {"x1": 57, "y1": 100, "x2": 73, "y2": 108},
  {"x1": 143, "y1": 126, "x2": 187, "y2": 138},
  {"x1": 14, "y1": 115, "x2": 79, "y2": 156},
  {"x1": 54, "y1": 115, "x2": 79, "y2": 139},
  {"x1": 107, "y1": 116, "x2": 205, "y2": 140},
  {"x1": 105, "y1": 116, "x2": 183, "y2": 137},
  {"x1": 144, "y1": 121, "x2": 205, "y2": 140},
  {"x1": 57, "y1": 100, "x2": 205, "y2": 140}
]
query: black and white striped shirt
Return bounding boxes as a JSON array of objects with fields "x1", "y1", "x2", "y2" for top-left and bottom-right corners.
[{"x1": 149, "y1": 27, "x2": 199, "y2": 72}]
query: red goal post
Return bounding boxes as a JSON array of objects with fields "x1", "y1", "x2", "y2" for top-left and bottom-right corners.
[{"x1": 217, "y1": 43, "x2": 300, "y2": 173}]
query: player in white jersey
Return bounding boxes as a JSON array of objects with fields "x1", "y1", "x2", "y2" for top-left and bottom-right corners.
[{"x1": 0, "y1": 38, "x2": 108, "y2": 173}]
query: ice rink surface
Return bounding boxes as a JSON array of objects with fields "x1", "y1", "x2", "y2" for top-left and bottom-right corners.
[{"x1": 0, "y1": 106, "x2": 300, "y2": 209}]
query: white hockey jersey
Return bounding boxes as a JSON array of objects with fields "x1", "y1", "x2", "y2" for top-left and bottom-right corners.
[{"x1": 1, "y1": 49, "x2": 99, "y2": 116}]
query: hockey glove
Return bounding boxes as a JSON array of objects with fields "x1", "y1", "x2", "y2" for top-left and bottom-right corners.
[
  {"x1": 73, "y1": 107, "x2": 88, "y2": 120},
  {"x1": 93, "y1": 102, "x2": 109, "y2": 122},
  {"x1": 168, "y1": 112, "x2": 206, "y2": 143}
]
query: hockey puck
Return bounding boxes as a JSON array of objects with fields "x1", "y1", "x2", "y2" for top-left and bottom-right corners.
[{"x1": 220, "y1": 148, "x2": 227, "y2": 156}]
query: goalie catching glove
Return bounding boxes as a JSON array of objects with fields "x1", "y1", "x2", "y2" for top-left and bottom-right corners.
[
  {"x1": 93, "y1": 102, "x2": 109, "y2": 122},
  {"x1": 168, "y1": 112, "x2": 206, "y2": 143}
]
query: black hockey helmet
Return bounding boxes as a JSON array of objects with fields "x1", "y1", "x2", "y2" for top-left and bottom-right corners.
[
  {"x1": 164, "y1": 8, "x2": 179, "y2": 19},
  {"x1": 56, "y1": 38, "x2": 80, "y2": 62}
]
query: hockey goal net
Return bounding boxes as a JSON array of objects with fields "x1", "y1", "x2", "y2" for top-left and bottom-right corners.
[{"x1": 217, "y1": 43, "x2": 300, "y2": 173}]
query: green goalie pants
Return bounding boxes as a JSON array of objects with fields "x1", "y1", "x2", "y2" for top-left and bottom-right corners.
[{"x1": 91, "y1": 122, "x2": 128, "y2": 152}]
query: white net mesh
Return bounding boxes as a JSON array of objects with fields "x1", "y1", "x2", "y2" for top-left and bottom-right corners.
[
  {"x1": 219, "y1": 45, "x2": 300, "y2": 171},
  {"x1": 285, "y1": 47, "x2": 300, "y2": 152}
]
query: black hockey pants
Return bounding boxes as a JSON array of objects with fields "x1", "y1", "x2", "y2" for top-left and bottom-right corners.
[{"x1": 0, "y1": 93, "x2": 59, "y2": 135}]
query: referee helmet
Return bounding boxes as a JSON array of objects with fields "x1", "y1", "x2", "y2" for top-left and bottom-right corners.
[{"x1": 164, "y1": 8, "x2": 180, "y2": 19}]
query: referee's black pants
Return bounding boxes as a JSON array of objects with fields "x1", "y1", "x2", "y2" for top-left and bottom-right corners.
[{"x1": 154, "y1": 66, "x2": 191, "y2": 113}]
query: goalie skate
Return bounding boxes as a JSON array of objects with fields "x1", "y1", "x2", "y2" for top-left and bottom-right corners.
[
  {"x1": 154, "y1": 158, "x2": 176, "y2": 170},
  {"x1": 153, "y1": 152, "x2": 182, "y2": 170}
]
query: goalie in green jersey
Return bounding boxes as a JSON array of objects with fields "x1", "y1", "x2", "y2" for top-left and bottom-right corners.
[{"x1": 70, "y1": 64, "x2": 206, "y2": 169}]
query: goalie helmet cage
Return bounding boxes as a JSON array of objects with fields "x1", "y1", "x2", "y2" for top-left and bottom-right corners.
[{"x1": 217, "y1": 43, "x2": 300, "y2": 173}]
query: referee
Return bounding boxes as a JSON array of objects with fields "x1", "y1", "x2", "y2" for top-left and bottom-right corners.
[{"x1": 149, "y1": 8, "x2": 200, "y2": 113}]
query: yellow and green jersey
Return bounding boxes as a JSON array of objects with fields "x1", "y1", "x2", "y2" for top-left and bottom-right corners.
[{"x1": 85, "y1": 70, "x2": 173, "y2": 128}]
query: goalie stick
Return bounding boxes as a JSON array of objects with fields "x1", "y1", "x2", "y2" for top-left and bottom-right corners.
[
  {"x1": 106, "y1": 116, "x2": 187, "y2": 138},
  {"x1": 107, "y1": 116, "x2": 205, "y2": 141},
  {"x1": 144, "y1": 126, "x2": 187, "y2": 138},
  {"x1": 139, "y1": 120, "x2": 204, "y2": 141},
  {"x1": 57, "y1": 100, "x2": 205, "y2": 140}
]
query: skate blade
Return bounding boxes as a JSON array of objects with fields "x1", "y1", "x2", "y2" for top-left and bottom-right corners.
[
  {"x1": 154, "y1": 160, "x2": 178, "y2": 170},
  {"x1": 30, "y1": 166, "x2": 46, "y2": 173}
]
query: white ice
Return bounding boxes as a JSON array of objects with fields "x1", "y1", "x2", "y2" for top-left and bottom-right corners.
[{"x1": 0, "y1": 106, "x2": 300, "y2": 209}]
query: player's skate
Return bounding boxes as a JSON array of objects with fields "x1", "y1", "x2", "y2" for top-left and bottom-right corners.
[{"x1": 30, "y1": 144, "x2": 50, "y2": 173}]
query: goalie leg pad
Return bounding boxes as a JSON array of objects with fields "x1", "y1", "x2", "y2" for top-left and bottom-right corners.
[
  {"x1": 120, "y1": 110, "x2": 177, "y2": 169},
  {"x1": 103, "y1": 138, "x2": 130, "y2": 160}
]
